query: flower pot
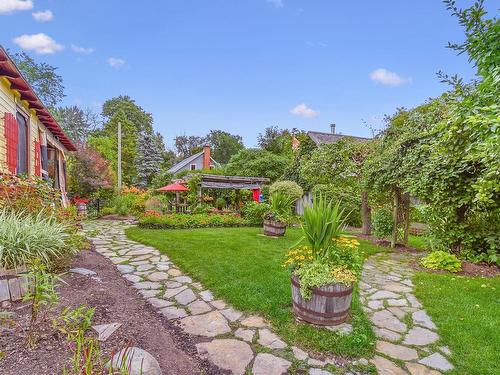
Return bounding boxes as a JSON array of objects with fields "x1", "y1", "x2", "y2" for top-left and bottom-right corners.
[
  {"x1": 263, "y1": 220, "x2": 286, "y2": 237},
  {"x1": 291, "y1": 275, "x2": 353, "y2": 326},
  {"x1": 0, "y1": 265, "x2": 29, "y2": 303}
]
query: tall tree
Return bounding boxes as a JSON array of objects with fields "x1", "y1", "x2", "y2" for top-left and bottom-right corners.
[
  {"x1": 10, "y1": 51, "x2": 65, "y2": 109},
  {"x1": 257, "y1": 126, "x2": 291, "y2": 154},
  {"x1": 174, "y1": 135, "x2": 205, "y2": 159},
  {"x1": 135, "y1": 130, "x2": 164, "y2": 188},
  {"x1": 52, "y1": 106, "x2": 100, "y2": 144},
  {"x1": 225, "y1": 148, "x2": 288, "y2": 182},
  {"x1": 102, "y1": 95, "x2": 153, "y2": 133},
  {"x1": 205, "y1": 130, "x2": 244, "y2": 164}
]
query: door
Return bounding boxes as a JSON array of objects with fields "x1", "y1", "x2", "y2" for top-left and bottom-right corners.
[{"x1": 16, "y1": 112, "x2": 28, "y2": 175}]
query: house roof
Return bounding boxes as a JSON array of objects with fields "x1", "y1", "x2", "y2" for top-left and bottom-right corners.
[
  {"x1": 167, "y1": 150, "x2": 220, "y2": 174},
  {"x1": 0, "y1": 46, "x2": 76, "y2": 151},
  {"x1": 307, "y1": 131, "x2": 371, "y2": 147}
]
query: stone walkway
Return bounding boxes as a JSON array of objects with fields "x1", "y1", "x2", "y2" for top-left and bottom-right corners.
[
  {"x1": 360, "y1": 252, "x2": 454, "y2": 374},
  {"x1": 83, "y1": 220, "x2": 371, "y2": 375}
]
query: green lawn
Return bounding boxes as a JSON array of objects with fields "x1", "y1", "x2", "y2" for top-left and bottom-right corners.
[
  {"x1": 126, "y1": 227, "x2": 383, "y2": 357},
  {"x1": 414, "y1": 272, "x2": 500, "y2": 375}
]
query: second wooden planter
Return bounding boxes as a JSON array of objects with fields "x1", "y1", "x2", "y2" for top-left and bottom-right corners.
[
  {"x1": 291, "y1": 275, "x2": 353, "y2": 326},
  {"x1": 263, "y1": 220, "x2": 286, "y2": 237}
]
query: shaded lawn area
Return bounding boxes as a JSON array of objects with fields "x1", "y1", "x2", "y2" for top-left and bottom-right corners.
[
  {"x1": 414, "y1": 272, "x2": 500, "y2": 375},
  {"x1": 126, "y1": 227, "x2": 383, "y2": 358}
]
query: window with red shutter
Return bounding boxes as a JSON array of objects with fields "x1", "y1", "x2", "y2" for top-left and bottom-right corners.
[{"x1": 4, "y1": 113, "x2": 18, "y2": 174}]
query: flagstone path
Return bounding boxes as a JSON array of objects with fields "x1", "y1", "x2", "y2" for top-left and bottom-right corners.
[
  {"x1": 360, "y1": 252, "x2": 454, "y2": 374},
  {"x1": 83, "y1": 220, "x2": 454, "y2": 375}
]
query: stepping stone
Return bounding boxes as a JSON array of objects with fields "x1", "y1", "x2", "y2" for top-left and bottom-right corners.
[
  {"x1": 180, "y1": 311, "x2": 231, "y2": 337},
  {"x1": 168, "y1": 269, "x2": 183, "y2": 277},
  {"x1": 70, "y1": 267, "x2": 97, "y2": 276},
  {"x1": 235, "y1": 328, "x2": 255, "y2": 342},
  {"x1": 159, "y1": 306, "x2": 187, "y2": 320},
  {"x1": 369, "y1": 291, "x2": 401, "y2": 300},
  {"x1": 123, "y1": 274, "x2": 142, "y2": 283},
  {"x1": 107, "y1": 347, "x2": 161, "y2": 375},
  {"x1": 376, "y1": 341, "x2": 418, "y2": 361},
  {"x1": 192, "y1": 282, "x2": 203, "y2": 290},
  {"x1": 139, "y1": 290, "x2": 160, "y2": 298},
  {"x1": 173, "y1": 276, "x2": 192, "y2": 283},
  {"x1": 387, "y1": 307, "x2": 406, "y2": 319},
  {"x1": 407, "y1": 293, "x2": 422, "y2": 308},
  {"x1": 374, "y1": 327, "x2": 402, "y2": 342},
  {"x1": 147, "y1": 272, "x2": 169, "y2": 282},
  {"x1": 110, "y1": 257, "x2": 128, "y2": 264},
  {"x1": 292, "y1": 346, "x2": 308, "y2": 361},
  {"x1": 382, "y1": 282, "x2": 412, "y2": 293},
  {"x1": 252, "y1": 353, "x2": 291, "y2": 375},
  {"x1": 419, "y1": 353, "x2": 454, "y2": 371},
  {"x1": 220, "y1": 308, "x2": 243, "y2": 322},
  {"x1": 163, "y1": 285, "x2": 187, "y2": 299},
  {"x1": 199, "y1": 290, "x2": 214, "y2": 302},
  {"x1": 147, "y1": 297, "x2": 174, "y2": 309},
  {"x1": 210, "y1": 300, "x2": 227, "y2": 309},
  {"x1": 387, "y1": 299, "x2": 408, "y2": 307},
  {"x1": 413, "y1": 310, "x2": 437, "y2": 330},
  {"x1": 308, "y1": 358, "x2": 327, "y2": 367},
  {"x1": 132, "y1": 254, "x2": 153, "y2": 261},
  {"x1": 127, "y1": 249, "x2": 156, "y2": 256},
  {"x1": 406, "y1": 363, "x2": 442, "y2": 375},
  {"x1": 188, "y1": 300, "x2": 212, "y2": 315},
  {"x1": 325, "y1": 323, "x2": 352, "y2": 335},
  {"x1": 370, "y1": 355, "x2": 406, "y2": 375},
  {"x1": 165, "y1": 281, "x2": 182, "y2": 288},
  {"x1": 309, "y1": 369, "x2": 332, "y2": 375},
  {"x1": 401, "y1": 279, "x2": 414, "y2": 287},
  {"x1": 241, "y1": 315, "x2": 266, "y2": 328},
  {"x1": 175, "y1": 289, "x2": 197, "y2": 305},
  {"x1": 133, "y1": 281, "x2": 161, "y2": 290},
  {"x1": 368, "y1": 300, "x2": 384, "y2": 310},
  {"x1": 92, "y1": 322, "x2": 121, "y2": 341},
  {"x1": 258, "y1": 328, "x2": 287, "y2": 349},
  {"x1": 156, "y1": 264, "x2": 169, "y2": 271},
  {"x1": 136, "y1": 264, "x2": 155, "y2": 272},
  {"x1": 439, "y1": 345, "x2": 451, "y2": 356},
  {"x1": 403, "y1": 327, "x2": 439, "y2": 346},
  {"x1": 129, "y1": 261, "x2": 150, "y2": 266},
  {"x1": 196, "y1": 339, "x2": 253, "y2": 375},
  {"x1": 371, "y1": 310, "x2": 407, "y2": 332}
]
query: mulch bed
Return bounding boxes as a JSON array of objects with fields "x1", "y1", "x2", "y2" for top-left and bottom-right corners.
[{"x1": 0, "y1": 247, "x2": 220, "y2": 375}]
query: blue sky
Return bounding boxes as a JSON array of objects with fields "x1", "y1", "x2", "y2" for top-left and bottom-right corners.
[{"x1": 0, "y1": 0, "x2": 492, "y2": 147}]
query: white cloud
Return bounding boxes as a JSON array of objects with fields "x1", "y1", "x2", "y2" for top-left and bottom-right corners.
[
  {"x1": 71, "y1": 44, "x2": 94, "y2": 54},
  {"x1": 369, "y1": 68, "x2": 411, "y2": 86},
  {"x1": 13, "y1": 33, "x2": 64, "y2": 54},
  {"x1": 266, "y1": 0, "x2": 283, "y2": 8},
  {"x1": 107, "y1": 57, "x2": 126, "y2": 68},
  {"x1": 0, "y1": 0, "x2": 33, "y2": 15},
  {"x1": 32, "y1": 9, "x2": 53, "y2": 22},
  {"x1": 290, "y1": 103, "x2": 318, "y2": 119}
]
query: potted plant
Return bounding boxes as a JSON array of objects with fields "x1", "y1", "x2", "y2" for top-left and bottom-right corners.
[
  {"x1": 263, "y1": 192, "x2": 293, "y2": 236},
  {"x1": 283, "y1": 196, "x2": 361, "y2": 325}
]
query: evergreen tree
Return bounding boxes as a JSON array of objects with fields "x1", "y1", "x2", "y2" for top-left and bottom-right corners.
[{"x1": 135, "y1": 129, "x2": 164, "y2": 188}]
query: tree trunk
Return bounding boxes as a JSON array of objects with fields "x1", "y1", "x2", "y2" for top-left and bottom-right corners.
[
  {"x1": 361, "y1": 190, "x2": 371, "y2": 235},
  {"x1": 391, "y1": 187, "x2": 400, "y2": 248}
]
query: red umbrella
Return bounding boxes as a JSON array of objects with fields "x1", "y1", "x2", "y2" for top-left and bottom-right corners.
[{"x1": 157, "y1": 183, "x2": 189, "y2": 192}]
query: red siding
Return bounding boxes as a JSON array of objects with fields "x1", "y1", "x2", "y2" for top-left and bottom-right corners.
[{"x1": 4, "y1": 113, "x2": 18, "y2": 174}]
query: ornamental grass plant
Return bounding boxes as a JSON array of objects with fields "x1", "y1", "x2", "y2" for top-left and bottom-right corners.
[{"x1": 0, "y1": 210, "x2": 70, "y2": 269}]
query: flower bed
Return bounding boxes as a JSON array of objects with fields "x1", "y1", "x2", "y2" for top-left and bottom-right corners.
[{"x1": 138, "y1": 213, "x2": 251, "y2": 229}]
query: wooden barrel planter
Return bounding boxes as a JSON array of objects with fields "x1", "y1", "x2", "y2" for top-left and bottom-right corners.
[
  {"x1": 263, "y1": 220, "x2": 286, "y2": 236},
  {"x1": 0, "y1": 266, "x2": 30, "y2": 303},
  {"x1": 291, "y1": 275, "x2": 353, "y2": 326}
]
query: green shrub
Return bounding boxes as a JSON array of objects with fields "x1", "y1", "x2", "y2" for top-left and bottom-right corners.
[
  {"x1": 99, "y1": 207, "x2": 116, "y2": 216},
  {"x1": 215, "y1": 197, "x2": 226, "y2": 210},
  {"x1": 372, "y1": 209, "x2": 393, "y2": 238},
  {"x1": 420, "y1": 251, "x2": 462, "y2": 272},
  {"x1": 139, "y1": 213, "x2": 249, "y2": 229},
  {"x1": 241, "y1": 202, "x2": 270, "y2": 225},
  {"x1": 0, "y1": 210, "x2": 71, "y2": 269},
  {"x1": 312, "y1": 184, "x2": 361, "y2": 226},
  {"x1": 269, "y1": 180, "x2": 304, "y2": 202}
]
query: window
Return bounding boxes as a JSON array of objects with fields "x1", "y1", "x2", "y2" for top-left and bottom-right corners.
[
  {"x1": 16, "y1": 112, "x2": 28, "y2": 175},
  {"x1": 190, "y1": 164, "x2": 196, "y2": 170}
]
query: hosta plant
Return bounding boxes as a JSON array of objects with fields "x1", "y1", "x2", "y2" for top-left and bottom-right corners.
[
  {"x1": 0, "y1": 210, "x2": 70, "y2": 269},
  {"x1": 420, "y1": 251, "x2": 462, "y2": 273}
]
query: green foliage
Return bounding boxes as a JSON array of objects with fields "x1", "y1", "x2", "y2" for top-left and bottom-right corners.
[
  {"x1": 420, "y1": 250, "x2": 462, "y2": 272},
  {"x1": 269, "y1": 180, "x2": 303, "y2": 202},
  {"x1": 102, "y1": 95, "x2": 153, "y2": 133},
  {"x1": 0, "y1": 210, "x2": 70, "y2": 269},
  {"x1": 206, "y1": 129, "x2": 244, "y2": 164},
  {"x1": 139, "y1": 213, "x2": 248, "y2": 229},
  {"x1": 257, "y1": 126, "x2": 292, "y2": 155},
  {"x1": 312, "y1": 184, "x2": 361, "y2": 226},
  {"x1": 372, "y1": 209, "x2": 394, "y2": 238},
  {"x1": 215, "y1": 197, "x2": 226, "y2": 210},
  {"x1": 225, "y1": 148, "x2": 289, "y2": 182},
  {"x1": 52, "y1": 106, "x2": 99, "y2": 144},
  {"x1": 241, "y1": 201, "x2": 270, "y2": 225},
  {"x1": 300, "y1": 196, "x2": 347, "y2": 259},
  {"x1": 267, "y1": 192, "x2": 294, "y2": 221},
  {"x1": 109, "y1": 193, "x2": 146, "y2": 216},
  {"x1": 135, "y1": 129, "x2": 164, "y2": 188}
]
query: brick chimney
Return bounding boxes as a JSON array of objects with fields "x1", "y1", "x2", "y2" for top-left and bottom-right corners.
[
  {"x1": 203, "y1": 145, "x2": 211, "y2": 169},
  {"x1": 330, "y1": 123, "x2": 336, "y2": 134}
]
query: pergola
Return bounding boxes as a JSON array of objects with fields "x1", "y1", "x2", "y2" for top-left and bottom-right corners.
[{"x1": 196, "y1": 174, "x2": 270, "y2": 202}]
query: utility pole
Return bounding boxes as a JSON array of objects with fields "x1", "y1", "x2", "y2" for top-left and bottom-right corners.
[{"x1": 117, "y1": 121, "x2": 122, "y2": 193}]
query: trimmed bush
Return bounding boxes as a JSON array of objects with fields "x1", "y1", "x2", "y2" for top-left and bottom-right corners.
[
  {"x1": 139, "y1": 213, "x2": 250, "y2": 229},
  {"x1": 269, "y1": 180, "x2": 303, "y2": 202}
]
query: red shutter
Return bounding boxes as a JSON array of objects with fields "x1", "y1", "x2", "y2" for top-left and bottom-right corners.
[
  {"x1": 34, "y1": 139, "x2": 41, "y2": 176},
  {"x1": 4, "y1": 113, "x2": 18, "y2": 174}
]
